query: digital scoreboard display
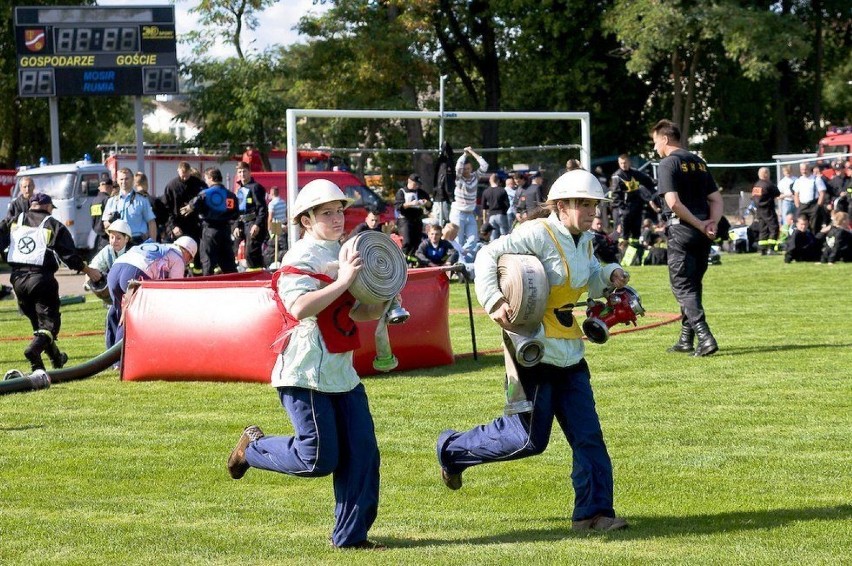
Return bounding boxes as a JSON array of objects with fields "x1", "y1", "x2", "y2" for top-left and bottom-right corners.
[{"x1": 14, "y1": 6, "x2": 178, "y2": 97}]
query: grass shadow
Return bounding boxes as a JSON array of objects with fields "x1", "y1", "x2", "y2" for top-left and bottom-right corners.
[
  {"x1": 0, "y1": 424, "x2": 45, "y2": 432},
  {"x1": 717, "y1": 343, "x2": 852, "y2": 355},
  {"x1": 380, "y1": 505, "x2": 852, "y2": 547}
]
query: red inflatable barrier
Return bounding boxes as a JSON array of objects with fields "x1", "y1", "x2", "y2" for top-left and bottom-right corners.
[{"x1": 121, "y1": 268, "x2": 453, "y2": 382}]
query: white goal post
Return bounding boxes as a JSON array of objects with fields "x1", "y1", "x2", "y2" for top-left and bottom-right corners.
[{"x1": 285, "y1": 108, "x2": 591, "y2": 248}]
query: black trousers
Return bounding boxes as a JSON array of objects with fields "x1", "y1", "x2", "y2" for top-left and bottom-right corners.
[
  {"x1": 756, "y1": 209, "x2": 779, "y2": 248},
  {"x1": 10, "y1": 270, "x2": 61, "y2": 337},
  {"x1": 666, "y1": 224, "x2": 711, "y2": 328},
  {"x1": 619, "y1": 204, "x2": 644, "y2": 241},
  {"x1": 397, "y1": 217, "x2": 423, "y2": 256},
  {"x1": 243, "y1": 228, "x2": 267, "y2": 269},
  {"x1": 200, "y1": 225, "x2": 237, "y2": 275}
]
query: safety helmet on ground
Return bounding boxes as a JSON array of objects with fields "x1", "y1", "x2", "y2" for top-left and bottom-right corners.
[
  {"x1": 106, "y1": 219, "x2": 132, "y2": 238},
  {"x1": 172, "y1": 236, "x2": 198, "y2": 259},
  {"x1": 291, "y1": 179, "x2": 354, "y2": 224},
  {"x1": 547, "y1": 169, "x2": 611, "y2": 202}
]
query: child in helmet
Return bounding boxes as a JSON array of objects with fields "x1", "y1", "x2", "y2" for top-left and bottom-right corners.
[
  {"x1": 85, "y1": 219, "x2": 132, "y2": 308},
  {"x1": 436, "y1": 169, "x2": 632, "y2": 532},
  {"x1": 227, "y1": 179, "x2": 391, "y2": 550}
]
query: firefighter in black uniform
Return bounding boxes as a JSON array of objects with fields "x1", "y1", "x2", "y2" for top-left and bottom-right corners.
[
  {"x1": 90, "y1": 176, "x2": 113, "y2": 253},
  {"x1": 610, "y1": 154, "x2": 656, "y2": 252},
  {"x1": 752, "y1": 167, "x2": 781, "y2": 255},
  {"x1": 1, "y1": 193, "x2": 102, "y2": 372},
  {"x1": 233, "y1": 161, "x2": 268, "y2": 270},
  {"x1": 651, "y1": 120, "x2": 723, "y2": 357},
  {"x1": 161, "y1": 161, "x2": 204, "y2": 272},
  {"x1": 181, "y1": 167, "x2": 240, "y2": 275}
]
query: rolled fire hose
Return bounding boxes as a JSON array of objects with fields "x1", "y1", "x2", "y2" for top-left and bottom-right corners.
[
  {"x1": 1, "y1": 340, "x2": 123, "y2": 396},
  {"x1": 339, "y1": 231, "x2": 409, "y2": 372},
  {"x1": 496, "y1": 254, "x2": 550, "y2": 415}
]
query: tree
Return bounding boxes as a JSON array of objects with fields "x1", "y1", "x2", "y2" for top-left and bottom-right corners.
[
  {"x1": 183, "y1": 0, "x2": 277, "y2": 60},
  {"x1": 604, "y1": 0, "x2": 810, "y2": 143}
]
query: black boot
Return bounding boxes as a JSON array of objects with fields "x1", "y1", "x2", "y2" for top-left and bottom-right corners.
[
  {"x1": 668, "y1": 324, "x2": 695, "y2": 353},
  {"x1": 693, "y1": 322, "x2": 718, "y2": 357},
  {"x1": 46, "y1": 339, "x2": 68, "y2": 369},
  {"x1": 23, "y1": 333, "x2": 51, "y2": 372}
]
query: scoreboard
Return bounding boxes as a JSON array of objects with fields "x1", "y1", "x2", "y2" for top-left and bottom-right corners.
[{"x1": 14, "y1": 6, "x2": 178, "y2": 97}]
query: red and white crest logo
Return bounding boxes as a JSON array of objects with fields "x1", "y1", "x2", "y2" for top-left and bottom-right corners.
[{"x1": 24, "y1": 29, "x2": 46, "y2": 52}]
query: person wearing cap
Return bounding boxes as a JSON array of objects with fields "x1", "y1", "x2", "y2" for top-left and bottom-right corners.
[
  {"x1": 1, "y1": 193, "x2": 102, "y2": 372},
  {"x1": 180, "y1": 167, "x2": 240, "y2": 275},
  {"x1": 90, "y1": 176, "x2": 114, "y2": 252},
  {"x1": 394, "y1": 173, "x2": 432, "y2": 260},
  {"x1": 651, "y1": 119, "x2": 723, "y2": 357},
  {"x1": 226, "y1": 178, "x2": 392, "y2": 550},
  {"x1": 85, "y1": 219, "x2": 132, "y2": 307},
  {"x1": 435, "y1": 169, "x2": 631, "y2": 533},
  {"x1": 104, "y1": 236, "x2": 197, "y2": 349}
]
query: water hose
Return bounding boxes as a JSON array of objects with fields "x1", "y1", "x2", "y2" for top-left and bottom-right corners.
[
  {"x1": 496, "y1": 254, "x2": 550, "y2": 414},
  {"x1": 0, "y1": 340, "x2": 123, "y2": 396}
]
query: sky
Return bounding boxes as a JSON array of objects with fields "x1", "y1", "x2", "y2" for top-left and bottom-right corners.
[{"x1": 96, "y1": 0, "x2": 327, "y2": 60}]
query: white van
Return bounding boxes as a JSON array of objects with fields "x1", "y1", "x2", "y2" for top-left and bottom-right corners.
[{"x1": 12, "y1": 160, "x2": 111, "y2": 251}]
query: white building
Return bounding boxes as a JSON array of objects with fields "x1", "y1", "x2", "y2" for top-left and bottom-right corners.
[{"x1": 143, "y1": 97, "x2": 199, "y2": 142}]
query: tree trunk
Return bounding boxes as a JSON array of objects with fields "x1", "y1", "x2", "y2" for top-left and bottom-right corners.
[
  {"x1": 812, "y1": 0, "x2": 823, "y2": 126},
  {"x1": 682, "y1": 47, "x2": 700, "y2": 145}
]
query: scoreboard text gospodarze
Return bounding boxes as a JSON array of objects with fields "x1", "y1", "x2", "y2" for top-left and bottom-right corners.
[{"x1": 14, "y1": 6, "x2": 178, "y2": 97}]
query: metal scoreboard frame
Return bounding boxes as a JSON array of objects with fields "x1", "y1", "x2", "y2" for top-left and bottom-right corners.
[{"x1": 14, "y1": 5, "x2": 178, "y2": 98}]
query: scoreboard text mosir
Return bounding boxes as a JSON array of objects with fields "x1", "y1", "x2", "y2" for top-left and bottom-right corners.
[{"x1": 14, "y1": 6, "x2": 178, "y2": 97}]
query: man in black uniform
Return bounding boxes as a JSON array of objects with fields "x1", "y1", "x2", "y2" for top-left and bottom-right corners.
[
  {"x1": 752, "y1": 167, "x2": 781, "y2": 255},
  {"x1": 394, "y1": 173, "x2": 432, "y2": 258},
  {"x1": 161, "y1": 161, "x2": 204, "y2": 271},
  {"x1": 610, "y1": 154, "x2": 656, "y2": 250},
  {"x1": 5, "y1": 176, "x2": 35, "y2": 221},
  {"x1": 1, "y1": 193, "x2": 101, "y2": 372},
  {"x1": 651, "y1": 119, "x2": 723, "y2": 357},
  {"x1": 233, "y1": 161, "x2": 268, "y2": 270},
  {"x1": 90, "y1": 177, "x2": 113, "y2": 253},
  {"x1": 181, "y1": 168, "x2": 239, "y2": 275}
]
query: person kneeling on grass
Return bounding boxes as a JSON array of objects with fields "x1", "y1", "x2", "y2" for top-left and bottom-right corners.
[
  {"x1": 435, "y1": 169, "x2": 631, "y2": 532},
  {"x1": 227, "y1": 179, "x2": 393, "y2": 550}
]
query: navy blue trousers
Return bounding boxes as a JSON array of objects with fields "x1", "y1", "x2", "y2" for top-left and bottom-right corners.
[
  {"x1": 437, "y1": 359, "x2": 615, "y2": 521},
  {"x1": 245, "y1": 384, "x2": 380, "y2": 547},
  {"x1": 106, "y1": 263, "x2": 149, "y2": 349}
]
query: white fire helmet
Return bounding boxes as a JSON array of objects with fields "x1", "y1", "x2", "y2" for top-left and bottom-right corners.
[
  {"x1": 291, "y1": 179, "x2": 354, "y2": 224},
  {"x1": 105, "y1": 219, "x2": 132, "y2": 238},
  {"x1": 173, "y1": 236, "x2": 198, "y2": 259},
  {"x1": 547, "y1": 169, "x2": 611, "y2": 202}
]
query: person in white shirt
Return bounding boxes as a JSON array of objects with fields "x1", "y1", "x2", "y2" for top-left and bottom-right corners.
[{"x1": 449, "y1": 146, "x2": 488, "y2": 259}]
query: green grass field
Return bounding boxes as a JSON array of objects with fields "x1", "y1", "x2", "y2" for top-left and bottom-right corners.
[{"x1": 1, "y1": 254, "x2": 850, "y2": 565}]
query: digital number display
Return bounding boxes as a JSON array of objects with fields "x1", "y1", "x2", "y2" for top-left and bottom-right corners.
[
  {"x1": 55, "y1": 27, "x2": 139, "y2": 54},
  {"x1": 14, "y1": 6, "x2": 177, "y2": 98},
  {"x1": 19, "y1": 69, "x2": 55, "y2": 96},
  {"x1": 142, "y1": 67, "x2": 177, "y2": 95}
]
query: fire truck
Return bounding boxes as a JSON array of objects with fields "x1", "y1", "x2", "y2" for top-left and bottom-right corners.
[
  {"x1": 817, "y1": 126, "x2": 852, "y2": 179},
  {"x1": 0, "y1": 169, "x2": 15, "y2": 214}
]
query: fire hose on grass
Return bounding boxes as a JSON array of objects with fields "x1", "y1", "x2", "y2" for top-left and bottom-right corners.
[
  {"x1": 1, "y1": 340, "x2": 123, "y2": 396},
  {"x1": 340, "y1": 231, "x2": 410, "y2": 372}
]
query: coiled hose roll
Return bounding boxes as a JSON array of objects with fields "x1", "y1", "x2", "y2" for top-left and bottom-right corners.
[{"x1": 340, "y1": 231, "x2": 408, "y2": 304}]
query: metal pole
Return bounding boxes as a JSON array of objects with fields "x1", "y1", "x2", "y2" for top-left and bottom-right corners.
[
  {"x1": 49, "y1": 97, "x2": 60, "y2": 163},
  {"x1": 285, "y1": 109, "x2": 299, "y2": 250},
  {"x1": 580, "y1": 114, "x2": 591, "y2": 171},
  {"x1": 439, "y1": 75, "x2": 447, "y2": 150},
  {"x1": 134, "y1": 96, "x2": 145, "y2": 173},
  {"x1": 464, "y1": 272, "x2": 478, "y2": 361}
]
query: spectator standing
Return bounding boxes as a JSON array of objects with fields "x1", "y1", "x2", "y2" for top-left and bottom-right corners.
[
  {"x1": 777, "y1": 165, "x2": 797, "y2": 221},
  {"x1": 1, "y1": 193, "x2": 101, "y2": 371},
  {"x1": 6, "y1": 176, "x2": 34, "y2": 221},
  {"x1": 450, "y1": 146, "x2": 488, "y2": 258},
  {"x1": 751, "y1": 167, "x2": 781, "y2": 255},
  {"x1": 134, "y1": 172, "x2": 165, "y2": 242},
  {"x1": 89, "y1": 177, "x2": 113, "y2": 252},
  {"x1": 609, "y1": 154, "x2": 656, "y2": 249},
  {"x1": 161, "y1": 162, "x2": 204, "y2": 270},
  {"x1": 829, "y1": 163, "x2": 851, "y2": 214},
  {"x1": 792, "y1": 162, "x2": 827, "y2": 233},
  {"x1": 651, "y1": 119, "x2": 722, "y2": 357},
  {"x1": 516, "y1": 172, "x2": 548, "y2": 221},
  {"x1": 233, "y1": 161, "x2": 268, "y2": 270},
  {"x1": 102, "y1": 168, "x2": 157, "y2": 246},
  {"x1": 394, "y1": 173, "x2": 432, "y2": 259},
  {"x1": 181, "y1": 168, "x2": 240, "y2": 276},
  {"x1": 504, "y1": 176, "x2": 519, "y2": 230},
  {"x1": 480, "y1": 173, "x2": 510, "y2": 240},
  {"x1": 432, "y1": 141, "x2": 455, "y2": 226},
  {"x1": 226, "y1": 179, "x2": 390, "y2": 550}
]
